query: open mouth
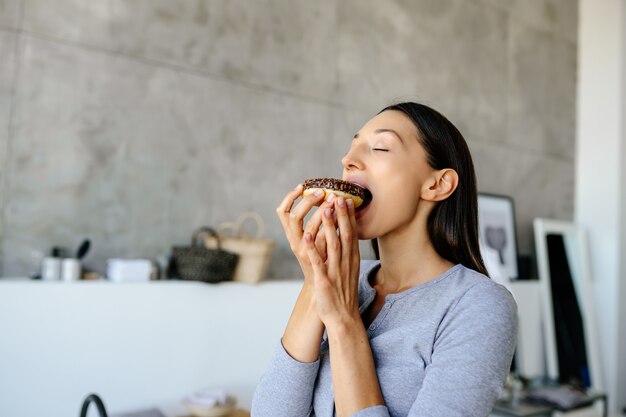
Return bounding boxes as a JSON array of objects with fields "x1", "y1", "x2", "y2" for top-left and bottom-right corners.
[
  {"x1": 341, "y1": 179, "x2": 371, "y2": 211},
  {"x1": 357, "y1": 188, "x2": 372, "y2": 211}
]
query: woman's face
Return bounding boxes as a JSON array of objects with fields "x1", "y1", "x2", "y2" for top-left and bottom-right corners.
[{"x1": 342, "y1": 110, "x2": 434, "y2": 240}]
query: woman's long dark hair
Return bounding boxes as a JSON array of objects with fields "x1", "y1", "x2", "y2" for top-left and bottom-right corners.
[{"x1": 371, "y1": 102, "x2": 488, "y2": 276}]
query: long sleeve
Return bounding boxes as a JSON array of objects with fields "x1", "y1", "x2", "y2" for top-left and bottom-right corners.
[
  {"x1": 350, "y1": 279, "x2": 518, "y2": 417},
  {"x1": 252, "y1": 263, "x2": 518, "y2": 417},
  {"x1": 406, "y1": 282, "x2": 517, "y2": 416},
  {"x1": 251, "y1": 340, "x2": 321, "y2": 417}
]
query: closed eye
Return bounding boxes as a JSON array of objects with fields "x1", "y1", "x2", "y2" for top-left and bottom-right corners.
[{"x1": 373, "y1": 148, "x2": 389, "y2": 152}]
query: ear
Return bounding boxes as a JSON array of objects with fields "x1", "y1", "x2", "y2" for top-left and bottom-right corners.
[{"x1": 420, "y1": 169, "x2": 459, "y2": 202}]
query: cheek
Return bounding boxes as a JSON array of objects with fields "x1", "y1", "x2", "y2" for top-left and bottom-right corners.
[
  {"x1": 357, "y1": 188, "x2": 419, "y2": 240},
  {"x1": 381, "y1": 168, "x2": 421, "y2": 210},
  {"x1": 384, "y1": 190, "x2": 420, "y2": 222},
  {"x1": 357, "y1": 157, "x2": 426, "y2": 238}
]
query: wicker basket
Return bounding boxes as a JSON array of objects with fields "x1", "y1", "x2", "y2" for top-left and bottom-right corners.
[
  {"x1": 206, "y1": 212, "x2": 275, "y2": 284},
  {"x1": 172, "y1": 227, "x2": 239, "y2": 283}
]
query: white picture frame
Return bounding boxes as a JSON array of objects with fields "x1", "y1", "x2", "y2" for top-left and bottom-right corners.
[{"x1": 477, "y1": 193, "x2": 519, "y2": 280}]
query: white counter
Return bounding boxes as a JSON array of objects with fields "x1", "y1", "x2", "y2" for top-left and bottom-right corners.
[
  {"x1": 0, "y1": 278, "x2": 556, "y2": 417},
  {"x1": 0, "y1": 279, "x2": 302, "y2": 417}
]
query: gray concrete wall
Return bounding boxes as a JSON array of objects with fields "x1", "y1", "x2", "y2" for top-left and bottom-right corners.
[{"x1": 0, "y1": 0, "x2": 577, "y2": 279}]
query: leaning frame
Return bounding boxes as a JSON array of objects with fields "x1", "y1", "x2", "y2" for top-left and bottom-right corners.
[{"x1": 533, "y1": 218, "x2": 603, "y2": 392}]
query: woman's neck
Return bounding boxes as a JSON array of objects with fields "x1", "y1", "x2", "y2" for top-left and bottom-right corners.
[{"x1": 375, "y1": 220, "x2": 454, "y2": 294}]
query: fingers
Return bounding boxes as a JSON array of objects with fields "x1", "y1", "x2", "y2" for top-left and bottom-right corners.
[
  {"x1": 288, "y1": 189, "x2": 328, "y2": 240},
  {"x1": 322, "y1": 205, "x2": 340, "y2": 278},
  {"x1": 315, "y1": 227, "x2": 327, "y2": 262},
  {"x1": 304, "y1": 231, "x2": 326, "y2": 281},
  {"x1": 304, "y1": 194, "x2": 334, "y2": 242},
  {"x1": 346, "y1": 198, "x2": 360, "y2": 254},
  {"x1": 317, "y1": 196, "x2": 359, "y2": 277},
  {"x1": 276, "y1": 184, "x2": 305, "y2": 234},
  {"x1": 276, "y1": 185, "x2": 325, "y2": 239},
  {"x1": 334, "y1": 197, "x2": 355, "y2": 265}
]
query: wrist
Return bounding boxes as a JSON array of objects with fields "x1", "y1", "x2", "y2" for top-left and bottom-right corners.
[
  {"x1": 325, "y1": 313, "x2": 365, "y2": 340},
  {"x1": 299, "y1": 281, "x2": 317, "y2": 307},
  {"x1": 282, "y1": 283, "x2": 325, "y2": 363}
]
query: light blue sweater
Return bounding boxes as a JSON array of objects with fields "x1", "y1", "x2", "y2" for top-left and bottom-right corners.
[{"x1": 252, "y1": 260, "x2": 518, "y2": 417}]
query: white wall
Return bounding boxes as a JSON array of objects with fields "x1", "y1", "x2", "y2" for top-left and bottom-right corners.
[
  {"x1": 576, "y1": 0, "x2": 626, "y2": 411},
  {"x1": 0, "y1": 280, "x2": 302, "y2": 417}
]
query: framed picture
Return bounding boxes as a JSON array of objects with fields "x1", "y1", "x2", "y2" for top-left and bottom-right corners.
[{"x1": 477, "y1": 193, "x2": 519, "y2": 280}]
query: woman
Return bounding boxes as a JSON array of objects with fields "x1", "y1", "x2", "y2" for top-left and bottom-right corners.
[{"x1": 251, "y1": 102, "x2": 517, "y2": 417}]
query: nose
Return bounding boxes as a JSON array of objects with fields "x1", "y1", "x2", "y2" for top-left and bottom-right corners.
[{"x1": 341, "y1": 145, "x2": 363, "y2": 171}]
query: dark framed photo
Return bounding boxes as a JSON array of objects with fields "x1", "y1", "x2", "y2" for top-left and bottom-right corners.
[{"x1": 477, "y1": 193, "x2": 519, "y2": 280}]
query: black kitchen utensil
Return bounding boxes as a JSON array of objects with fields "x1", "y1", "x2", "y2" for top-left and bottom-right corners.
[{"x1": 76, "y1": 239, "x2": 91, "y2": 260}]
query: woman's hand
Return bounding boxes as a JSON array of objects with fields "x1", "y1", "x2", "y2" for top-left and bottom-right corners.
[
  {"x1": 276, "y1": 184, "x2": 333, "y2": 282},
  {"x1": 304, "y1": 196, "x2": 361, "y2": 330},
  {"x1": 304, "y1": 197, "x2": 384, "y2": 417},
  {"x1": 276, "y1": 184, "x2": 334, "y2": 362}
]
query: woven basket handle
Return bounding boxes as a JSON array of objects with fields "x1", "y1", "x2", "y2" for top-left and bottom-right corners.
[
  {"x1": 218, "y1": 222, "x2": 239, "y2": 237},
  {"x1": 192, "y1": 226, "x2": 221, "y2": 249},
  {"x1": 234, "y1": 212, "x2": 265, "y2": 239}
]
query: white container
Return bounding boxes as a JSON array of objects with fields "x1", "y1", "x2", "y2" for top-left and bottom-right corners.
[
  {"x1": 41, "y1": 257, "x2": 62, "y2": 281},
  {"x1": 106, "y1": 258, "x2": 153, "y2": 282},
  {"x1": 61, "y1": 258, "x2": 81, "y2": 282}
]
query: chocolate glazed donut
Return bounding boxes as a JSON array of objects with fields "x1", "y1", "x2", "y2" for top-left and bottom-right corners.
[{"x1": 302, "y1": 178, "x2": 371, "y2": 209}]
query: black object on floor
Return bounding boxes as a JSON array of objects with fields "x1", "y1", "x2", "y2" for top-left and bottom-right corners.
[{"x1": 80, "y1": 393, "x2": 108, "y2": 417}]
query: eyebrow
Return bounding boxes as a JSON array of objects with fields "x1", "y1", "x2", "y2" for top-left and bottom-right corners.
[{"x1": 353, "y1": 129, "x2": 404, "y2": 143}]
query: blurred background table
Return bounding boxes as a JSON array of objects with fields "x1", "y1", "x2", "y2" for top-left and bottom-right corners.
[{"x1": 177, "y1": 410, "x2": 250, "y2": 417}]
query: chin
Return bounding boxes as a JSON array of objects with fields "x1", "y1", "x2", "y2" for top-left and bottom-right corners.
[
  {"x1": 356, "y1": 225, "x2": 377, "y2": 241},
  {"x1": 355, "y1": 207, "x2": 377, "y2": 240}
]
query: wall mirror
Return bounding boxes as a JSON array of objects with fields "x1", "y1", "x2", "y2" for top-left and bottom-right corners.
[{"x1": 533, "y1": 218, "x2": 603, "y2": 391}]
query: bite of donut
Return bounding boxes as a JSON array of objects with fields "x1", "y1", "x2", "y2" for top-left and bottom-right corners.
[{"x1": 302, "y1": 178, "x2": 372, "y2": 209}]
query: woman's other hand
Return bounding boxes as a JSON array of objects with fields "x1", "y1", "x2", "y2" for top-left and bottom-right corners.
[
  {"x1": 305, "y1": 197, "x2": 384, "y2": 417},
  {"x1": 304, "y1": 196, "x2": 361, "y2": 329}
]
